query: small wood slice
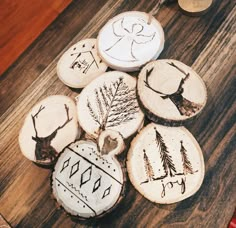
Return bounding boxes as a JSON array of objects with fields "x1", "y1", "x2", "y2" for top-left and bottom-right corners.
[
  {"x1": 57, "y1": 39, "x2": 108, "y2": 88},
  {"x1": 19, "y1": 95, "x2": 81, "y2": 165},
  {"x1": 97, "y1": 11, "x2": 165, "y2": 72},
  {"x1": 127, "y1": 123, "x2": 205, "y2": 204},
  {"x1": 178, "y1": 0, "x2": 213, "y2": 16},
  {"x1": 137, "y1": 60, "x2": 207, "y2": 123},
  {"x1": 76, "y1": 71, "x2": 144, "y2": 139},
  {"x1": 51, "y1": 130, "x2": 125, "y2": 218}
]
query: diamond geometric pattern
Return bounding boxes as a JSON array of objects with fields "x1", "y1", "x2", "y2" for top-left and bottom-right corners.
[
  {"x1": 102, "y1": 185, "x2": 112, "y2": 199},
  {"x1": 80, "y1": 165, "x2": 92, "y2": 188},
  {"x1": 60, "y1": 157, "x2": 71, "y2": 173},
  {"x1": 92, "y1": 176, "x2": 101, "y2": 193},
  {"x1": 69, "y1": 160, "x2": 80, "y2": 178}
]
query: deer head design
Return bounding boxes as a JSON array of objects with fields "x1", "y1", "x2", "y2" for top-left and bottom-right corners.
[{"x1": 31, "y1": 104, "x2": 72, "y2": 164}]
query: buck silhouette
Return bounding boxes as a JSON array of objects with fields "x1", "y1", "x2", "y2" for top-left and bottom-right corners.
[
  {"x1": 144, "y1": 62, "x2": 202, "y2": 116},
  {"x1": 31, "y1": 104, "x2": 72, "y2": 164}
]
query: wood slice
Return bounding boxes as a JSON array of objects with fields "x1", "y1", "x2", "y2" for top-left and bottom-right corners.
[
  {"x1": 57, "y1": 39, "x2": 108, "y2": 88},
  {"x1": 178, "y1": 0, "x2": 213, "y2": 16},
  {"x1": 19, "y1": 95, "x2": 81, "y2": 165},
  {"x1": 97, "y1": 11, "x2": 165, "y2": 72},
  {"x1": 51, "y1": 130, "x2": 125, "y2": 218},
  {"x1": 137, "y1": 60, "x2": 207, "y2": 123},
  {"x1": 127, "y1": 123, "x2": 205, "y2": 204},
  {"x1": 76, "y1": 71, "x2": 144, "y2": 139}
]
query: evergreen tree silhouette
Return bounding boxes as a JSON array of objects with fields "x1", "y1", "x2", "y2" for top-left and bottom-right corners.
[
  {"x1": 155, "y1": 127, "x2": 176, "y2": 177},
  {"x1": 180, "y1": 140, "x2": 194, "y2": 175},
  {"x1": 143, "y1": 149, "x2": 155, "y2": 182}
]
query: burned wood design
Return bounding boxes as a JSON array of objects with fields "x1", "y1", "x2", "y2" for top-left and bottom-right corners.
[
  {"x1": 70, "y1": 44, "x2": 99, "y2": 74},
  {"x1": 87, "y1": 77, "x2": 139, "y2": 133},
  {"x1": 144, "y1": 62, "x2": 202, "y2": 116},
  {"x1": 141, "y1": 128, "x2": 197, "y2": 197},
  {"x1": 105, "y1": 18, "x2": 156, "y2": 62},
  {"x1": 31, "y1": 104, "x2": 72, "y2": 163}
]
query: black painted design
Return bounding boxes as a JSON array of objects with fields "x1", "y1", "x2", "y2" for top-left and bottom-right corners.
[
  {"x1": 69, "y1": 160, "x2": 80, "y2": 178},
  {"x1": 141, "y1": 129, "x2": 198, "y2": 198},
  {"x1": 60, "y1": 157, "x2": 71, "y2": 173},
  {"x1": 70, "y1": 44, "x2": 99, "y2": 74},
  {"x1": 31, "y1": 104, "x2": 72, "y2": 163},
  {"x1": 88, "y1": 147, "x2": 112, "y2": 165},
  {"x1": 104, "y1": 18, "x2": 156, "y2": 62},
  {"x1": 80, "y1": 165, "x2": 92, "y2": 188},
  {"x1": 92, "y1": 176, "x2": 102, "y2": 193},
  {"x1": 102, "y1": 185, "x2": 112, "y2": 199},
  {"x1": 87, "y1": 77, "x2": 139, "y2": 133},
  {"x1": 67, "y1": 182, "x2": 88, "y2": 201},
  {"x1": 144, "y1": 62, "x2": 202, "y2": 116}
]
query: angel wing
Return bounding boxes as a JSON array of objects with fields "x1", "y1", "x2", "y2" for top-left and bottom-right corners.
[
  {"x1": 133, "y1": 32, "x2": 156, "y2": 44},
  {"x1": 112, "y1": 18, "x2": 129, "y2": 37}
]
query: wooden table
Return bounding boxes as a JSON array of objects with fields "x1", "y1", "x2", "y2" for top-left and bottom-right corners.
[{"x1": 0, "y1": 0, "x2": 235, "y2": 227}]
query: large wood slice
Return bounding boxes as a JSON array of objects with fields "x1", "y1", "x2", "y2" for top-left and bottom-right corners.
[
  {"x1": 76, "y1": 71, "x2": 144, "y2": 139},
  {"x1": 97, "y1": 11, "x2": 165, "y2": 72},
  {"x1": 137, "y1": 60, "x2": 207, "y2": 123},
  {"x1": 127, "y1": 123, "x2": 205, "y2": 204},
  {"x1": 178, "y1": 0, "x2": 213, "y2": 16},
  {"x1": 51, "y1": 130, "x2": 125, "y2": 218},
  {"x1": 57, "y1": 39, "x2": 108, "y2": 88},
  {"x1": 19, "y1": 95, "x2": 81, "y2": 166}
]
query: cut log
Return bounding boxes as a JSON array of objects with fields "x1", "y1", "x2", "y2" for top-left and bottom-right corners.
[
  {"x1": 178, "y1": 0, "x2": 213, "y2": 16},
  {"x1": 137, "y1": 59, "x2": 207, "y2": 123},
  {"x1": 97, "y1": 11, "x2": 165, "y2": 72},
  {"x1": 57, "y1": 38, "x2": 108, "y2": 88},
  {"x1": 76, "y1": 71, "x2": 144, "y2": 139},
  {"x1": 127, "y1": 123, "x2": 205, "y2": 204},
  {"x1": 51, "y1": 130, "x2": 125, "y2": 218},
  {"x1": 19, "y1": 95, "x2": 81, "y2": 166}
]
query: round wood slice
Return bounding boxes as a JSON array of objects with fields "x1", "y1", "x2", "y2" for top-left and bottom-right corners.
[
  {"x1": 97, "y1": 11, "x2": 165, "y2": 72},
  {"x1": 19, "y1": 95, "x2": 81, "y2": 165},
  {"x1": 57, "y1": 39, "x2": 108, "y2": 88},
  {"x1": 76, "y1": 71, "x2": 144, "y2": 139},
  {"x1": 137, "y1": 60, "x2": 207, "y2": 123},
  {"x1": 178, "y1": 0, "x2": 213, "y2": 16},
  {"x1": 51, "y1": 130, "x2": 125, "y2": 218},
  {"x1": 127, "y1": 123, "x2": 205, "y2": 204}
]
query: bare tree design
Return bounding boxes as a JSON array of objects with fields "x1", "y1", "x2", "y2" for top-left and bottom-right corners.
[
  {"x1": 144, "y1": 62, "x2": 202, "y2": 116},
  {"x1": 31, "y1": 104, "x2": 72, "y2": 163},
  {"x1": 87, "y1": 77, "x2": 139, "y2": 133},
  {"x1": 180, "y1": 140, "x2": 194, "y2": 175},
  {"x1": 155, "y1": 127, "x2": 176, "y2": 177}
]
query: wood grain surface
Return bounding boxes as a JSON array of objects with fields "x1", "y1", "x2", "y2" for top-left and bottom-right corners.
[
  {"x1": 0, "y1": 0, "x2": 235, "y2": 227},
  {"x1": 0, "y1": 0, "x2": 71, "y2": 76}
]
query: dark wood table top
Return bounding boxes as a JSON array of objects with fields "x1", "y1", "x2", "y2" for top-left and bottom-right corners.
[{"x1": 0, "y1": 0, "x2": 235, "y2": 227}]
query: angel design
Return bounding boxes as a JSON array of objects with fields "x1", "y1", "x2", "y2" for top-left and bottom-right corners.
[{"x1": 104, "y1": 18, "x2": 156, "y2": 62}]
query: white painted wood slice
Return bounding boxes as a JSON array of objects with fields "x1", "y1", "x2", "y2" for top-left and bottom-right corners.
[
  {"x1": 137, "y1": 60, "x2": 207, "y2": 123},
  {"x1": 76, "y1": 71, "x2": 144, "y2": 139},
  {"x1": 178, "y1": 0, "x2": 213, "y2": 16},
  {"x1": 19, "y1": 95, "x2": 81, "y2": 165},
  {"x1": 57, "y1": 39, "x2": 108, "y2": 88},
  {"x1": 127, "y1": 123, "x2": 205, "y2": 204},
  {"x1": 52, "y1": 130, "x2": 125, "y2": 218},
  {"x1": 97, "y1": 11, "x2": 165, "y2": 72}
]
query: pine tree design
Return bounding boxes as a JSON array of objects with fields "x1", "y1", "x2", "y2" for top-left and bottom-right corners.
[
  {"x1": 87, "y1": 77, "x2": 139, "y2": 132},
  {"x1": 154, "y1": 127, "x2": 176, "y2": 177},
  {"x1": 180, "y1": 140, "x2": 194, "y2": 175},
  {"x1": 143, "y1": 149, "x2": 155, "y2": 182}
]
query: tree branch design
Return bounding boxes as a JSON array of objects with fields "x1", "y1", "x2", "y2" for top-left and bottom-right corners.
[
  {"x1": 87, "y1": 77, "x2": 139, "y2": 132},
  {"x1": 180, "y1": 140, "x2": 194, "y2": 175}
]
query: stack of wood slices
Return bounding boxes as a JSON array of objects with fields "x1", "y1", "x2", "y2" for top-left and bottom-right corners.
[{"x1": 19, "y1": 10, "x2": 207, "y2": 219}]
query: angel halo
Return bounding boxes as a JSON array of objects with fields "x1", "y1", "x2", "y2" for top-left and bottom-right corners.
[{"x1": 97, "y1": 11, "x2": 165, "y2": 72}]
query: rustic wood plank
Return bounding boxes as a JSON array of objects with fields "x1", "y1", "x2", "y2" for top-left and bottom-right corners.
[{"x1": 0, "y1": 0, "x2": 235, "y2": 227}]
